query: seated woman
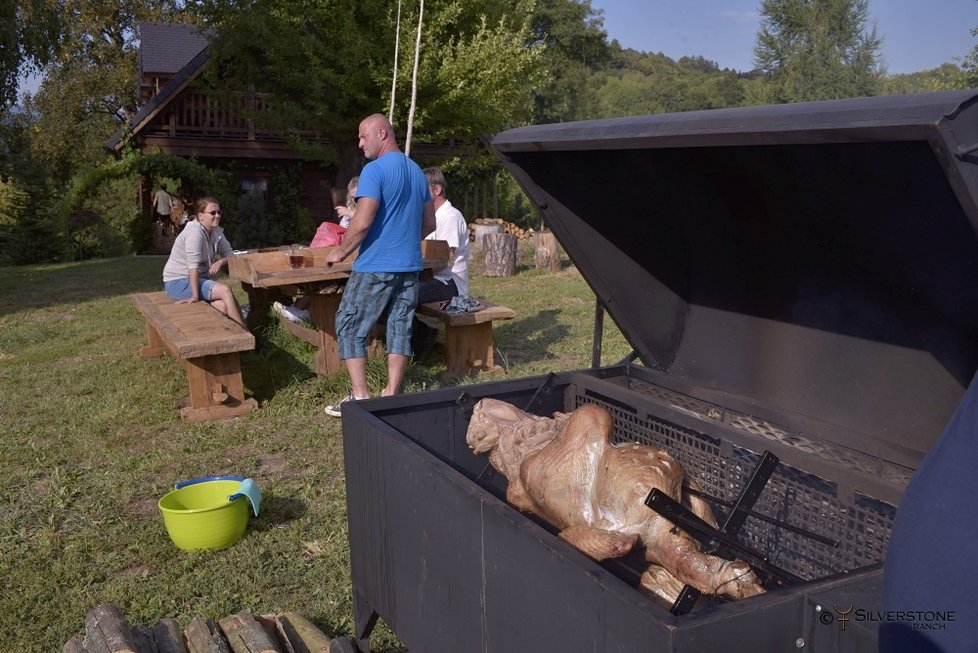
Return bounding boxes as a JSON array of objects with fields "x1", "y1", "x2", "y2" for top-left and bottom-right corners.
[
  {"x1": 162, "y1": 196, "x2": 245, "y2": 326},
  {"x1": 273, "y1": 177, "x2": 358, "y2": 324}
]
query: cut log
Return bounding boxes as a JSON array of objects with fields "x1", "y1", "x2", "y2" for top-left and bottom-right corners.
[
  {"x1": 471, "y1": 223, "x2": 504, "y2": 253},
  {"x1": 274, "y1": 612, "x2": 331, "y2": 653},
  {"x1": 218, "y1": 610, "x2": 282, "y2": 653},
  {"x1": 63, "y1": 635, "x2": 87, "y2": 653},
  {"x1": 483, "y1": 232, "x2": 517, "y2": 277},
  {"x1": 185, "y1": 618, "x2": 232, "y2": 653},
  {"x1": 152, "y1": 618, "x2": 189, "y2": 653},
  {"x1": 533, "y1": 230, "x2": 561, "y2": 272},
  {"x1": 82, "y1": 603, "x2": 155, "y2": 653}
]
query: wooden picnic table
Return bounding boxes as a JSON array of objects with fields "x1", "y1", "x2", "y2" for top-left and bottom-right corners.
[{"x1": 227, "y1": 242, "x2": 449, "y2": 376}]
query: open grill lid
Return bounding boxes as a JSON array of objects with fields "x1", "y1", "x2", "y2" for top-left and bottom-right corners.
[{"x1": 491, "y1": 89, "x2": 978, "y2": 460}]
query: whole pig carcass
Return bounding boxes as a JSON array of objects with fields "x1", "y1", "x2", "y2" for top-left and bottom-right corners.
[{"x1": 466, "y1": 398, "x2": 765, "y2": 603}]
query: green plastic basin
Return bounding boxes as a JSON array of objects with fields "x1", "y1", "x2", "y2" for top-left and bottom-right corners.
[{"x1": 158, "y1": 479, "x2": 249, "y2": 551}]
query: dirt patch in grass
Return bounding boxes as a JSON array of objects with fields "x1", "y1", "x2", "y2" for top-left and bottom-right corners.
[{"x1": 124, "y1": 498, "x2": 160, "y2": 521}]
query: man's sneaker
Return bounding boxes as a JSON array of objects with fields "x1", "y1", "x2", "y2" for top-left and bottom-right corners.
[
  {"x1": 324, "y1": 394, "x2": 368, "y2": 417},
  {"x1": 272, "y1": 301, "x2": 301, "y2": 323}
]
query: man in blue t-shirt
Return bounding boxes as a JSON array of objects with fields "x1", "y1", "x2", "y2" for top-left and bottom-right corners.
[{"x1": 323, "y1": 113, "x2": 435, "y2": 416}]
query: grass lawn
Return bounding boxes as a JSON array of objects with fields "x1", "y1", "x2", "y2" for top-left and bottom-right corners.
[{"x1": 0, "y1": 248, "x2": 631, "y2": 652}]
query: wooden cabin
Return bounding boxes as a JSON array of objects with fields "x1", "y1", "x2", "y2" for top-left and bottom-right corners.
[
  {"x1": 107, "y1": 22, "x2": 475, "y2": 251},
  {"x1": 106, "y1": 22, "x2": 342, "y2": 226}
]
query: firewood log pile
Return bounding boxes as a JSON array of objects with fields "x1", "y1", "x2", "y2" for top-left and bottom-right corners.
[
  {"x1": 470, "y1": 218, "x2": 533, "y2": 240},
  {"x1": 62, "y1": 603, "x2": 332, "y2": 653}
]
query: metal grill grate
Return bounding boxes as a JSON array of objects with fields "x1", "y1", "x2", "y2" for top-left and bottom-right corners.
[
  {"x1": 577, "y1": 391, "x2": 896, "y2": 582},
  {"x1": 628, "y1": 377, "x2": 915, "y2": 488}
]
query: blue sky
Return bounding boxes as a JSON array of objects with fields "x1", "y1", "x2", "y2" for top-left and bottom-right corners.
[{"x1": 590, "y1": 0, "x2": 978, "y2": 74}]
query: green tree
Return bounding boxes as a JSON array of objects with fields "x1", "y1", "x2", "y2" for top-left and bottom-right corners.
[
  {"x1": 25, "y1": 0, "x2": 184, "y2": 188},
  {"x1": 1, "y1": 0, "x2": 62, "y2": 108},
  {"x1": 587, "y1": 45, "x2": 747, "y2": 118},
  {"x1": 883, "y1": 63, "x2": 969, "y2": 95},
  {"x1": 964, "y1": 25, "x2": 978, "y2": 87},
  {"x1": 526, "y1": 0, "x2": 611, "y2": 122},
  {"x1": 752, "y1": 0, "x2": 883, "y2": 103},
  {"x1": 0, "y1": 109, "x2": 63, "y2": 264},
  {"x1": 193, "y1": 0, "x2": 544, "y2": 181}
]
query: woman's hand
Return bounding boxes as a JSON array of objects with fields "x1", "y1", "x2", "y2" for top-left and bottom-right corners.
[
  {"x1": 176, "y1": 297, "x2": 199, "y2": 304},
  {"x1": 208, "y1": 258, "x2": 225, "y2": 276}
]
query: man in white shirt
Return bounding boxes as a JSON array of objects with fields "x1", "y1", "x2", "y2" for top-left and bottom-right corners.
[
  {"x1": 420, "y1": 167, "x2": 469, "y2": 303},
  {"x1": 414, "y1": 167, "x2": 470, "y2": 357}
]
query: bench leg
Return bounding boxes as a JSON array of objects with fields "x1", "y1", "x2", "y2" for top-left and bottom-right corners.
[
  {"x1": 139, "y1": 321, "x2": 166, "y2": 358},
  {"x1": 308, "y1": 294, "x2": 344, "y2": 376},
  {"x1": 443, "y1": 322, "x2": 502, "y2": 375},
  {"x1": 179, "y1": 353, "x2": 257, "y2": 422}
]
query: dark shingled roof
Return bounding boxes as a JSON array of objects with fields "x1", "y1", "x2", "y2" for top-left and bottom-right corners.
[{"x1": 139, "y1": 22, "x2": 210, "y2": 75}]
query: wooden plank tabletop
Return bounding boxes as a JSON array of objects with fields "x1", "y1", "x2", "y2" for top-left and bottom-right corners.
[
  {"x1": 227, "y1": 241, "x2": 450, "y2": 289},
  {"x1": 132, "y1": 292, "x2": 255, "y2": 358}
]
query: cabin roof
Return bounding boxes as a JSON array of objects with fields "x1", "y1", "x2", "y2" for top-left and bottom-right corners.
[{"x1": 139, "y1": 22, "x2": 210, "y2": 75}]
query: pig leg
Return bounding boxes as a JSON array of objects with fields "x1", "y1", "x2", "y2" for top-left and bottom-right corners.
[
  {"x1": 640, "y1": 564, "x2": 686, "y2": 605},
  {"x1": 644, "y1": 526, "x2": 765, "y2": 600},
  {"x1": 559, "y1": 524, "x2": 639, "y2": 560}
]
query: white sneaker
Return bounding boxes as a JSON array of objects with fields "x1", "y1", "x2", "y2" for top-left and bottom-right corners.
[
  {"x1": 325, "y1": 394, "x2": 367, "y2": 417},
  {"x1": 240, "y1": 304, "x2": 250, "y2": 320},
  {"x1": 272, "y1": 301, "x2": 301, "y2": 323}
]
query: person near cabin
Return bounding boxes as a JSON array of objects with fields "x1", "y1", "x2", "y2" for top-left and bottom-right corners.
[{"x1": 152, "y1": 183, "x2": 173, "y2": 225}]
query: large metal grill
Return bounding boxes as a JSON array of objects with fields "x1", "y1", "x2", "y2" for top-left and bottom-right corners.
[{"x1": 337, "y1": 89, "x2": 978, "y2": 653}]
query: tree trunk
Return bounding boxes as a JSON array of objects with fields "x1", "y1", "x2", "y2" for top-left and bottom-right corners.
[
  {"x1": 492, "y1": 173, "x2": 498, "y2": 217},
  {"x1": 533, "y1": 230, "x2": 561, "y2": 272},
  {"x1": 483, "y1": 232, "x2": 517, "y2": 277},
  {"x1": 471, "y1": 223, "x2": 503, "y2": 253}
]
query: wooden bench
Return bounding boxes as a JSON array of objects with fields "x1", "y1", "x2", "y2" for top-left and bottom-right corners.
[
  {"x1": 416, "y1": 299, "x2": 516, "y2": 375},
  {"x1": 132, "y1": 292, "x2": 257, "y2": 422}
]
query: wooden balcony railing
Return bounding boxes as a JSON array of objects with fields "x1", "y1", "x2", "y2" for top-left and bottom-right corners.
[{"x1": 144, "y1": 90, "x2": 323, "y2": 142}]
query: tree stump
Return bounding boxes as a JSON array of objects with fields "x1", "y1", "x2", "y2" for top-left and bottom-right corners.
[
  {"x1": 483, "y1": 232, "x2": 517, "y2": 277},
  {"x1": 533, "y1": 230, "x2": 561, "y2": 272},
  {"x1": 471, "y1": 223, "x2": 504, "y2": 253}
]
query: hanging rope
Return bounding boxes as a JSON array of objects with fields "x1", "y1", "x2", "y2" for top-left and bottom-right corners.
[
  {"x1": 388, "y1": 0, "x2": 402, "y2": 125},
  {"x1": 405, "y1": 0, "x2": 424, "y2": 156}
]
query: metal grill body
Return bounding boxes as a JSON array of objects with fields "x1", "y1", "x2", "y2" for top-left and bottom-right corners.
[{"x1": 341, "y1": 90, "x2": 978, "y2": 652}]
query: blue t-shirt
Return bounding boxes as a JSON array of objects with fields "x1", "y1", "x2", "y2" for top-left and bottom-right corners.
[{"x1": 353, "y1": 151, "x2": 431, "y2": 273}]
